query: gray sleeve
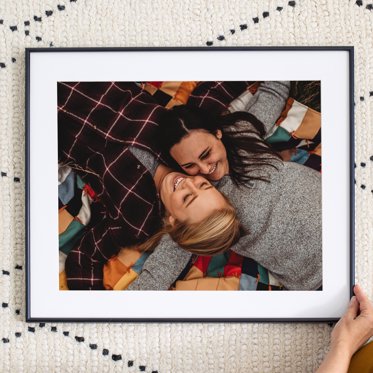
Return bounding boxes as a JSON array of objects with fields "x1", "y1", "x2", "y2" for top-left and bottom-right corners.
[
  {"x1": 246, "y1": 81, "x2": 290, "y2": 135},
  {"x1": 128, "y1": 146, "x2": 159, "y2": 177},
  {"x1": 127, "y1": 235, "x2": 192, "y2": 290}
]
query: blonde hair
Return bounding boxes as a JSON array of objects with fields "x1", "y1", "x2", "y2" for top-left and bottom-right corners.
[{"x1": 138, "y1": 206, "x2": 242, "y2": 256}]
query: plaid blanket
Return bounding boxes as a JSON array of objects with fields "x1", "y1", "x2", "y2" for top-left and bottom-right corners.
[{"x1": 59, "y1": 82, "x2": 167, "y2": 289}]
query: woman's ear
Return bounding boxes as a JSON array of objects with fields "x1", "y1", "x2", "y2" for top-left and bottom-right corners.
[
  {"x1": 216, "y1": 129, "x2": 223, "y2": 139},
  {"x1": 167, "y1": 215, "x2": 176, "y2": 227}
]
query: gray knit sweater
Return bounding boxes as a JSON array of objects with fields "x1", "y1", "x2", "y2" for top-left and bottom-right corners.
[
  {"x1": 128, "y1": 81, "x2": 322, "y2": 291},
  {"x1": 218, "y1": 163, "x2": 322, "y2": 290}
]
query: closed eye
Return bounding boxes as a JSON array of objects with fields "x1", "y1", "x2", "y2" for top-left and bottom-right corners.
[
  {"x1": 199, "y1": 148, "x2": 211, "y2": 160},
  {"x1": 183, "y1": 193, "x2": 192, "y2": 203},
  {"x1": 182, "y1": 163, "x2": 195, "y2": 169},
  {"x1": 200, "y1": 182, "x2": 211, "y2": 189}
]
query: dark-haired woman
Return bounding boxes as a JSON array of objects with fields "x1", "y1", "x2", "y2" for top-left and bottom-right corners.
[
  {"x1": 128, "y1": 81, "x2": 322, "y2": 291},
  {"x1": 160, "y1": 81, "x2": 289, "y2": 186}
]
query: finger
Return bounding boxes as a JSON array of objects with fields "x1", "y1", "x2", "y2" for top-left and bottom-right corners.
[
  {"x1": 354, "y1": 284, "x2": 373, "y2": 312},
  {"x1": 345, "y1": 296, "x2": 359, "y2": 319}
]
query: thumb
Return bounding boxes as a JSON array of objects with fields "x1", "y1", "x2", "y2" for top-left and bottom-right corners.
[
  {"x1": 354, "y1": 284, "x2": 372, "y2": 314},
  {"x1": 345, "y1": 296, "x2": 359, "y2": 319}
]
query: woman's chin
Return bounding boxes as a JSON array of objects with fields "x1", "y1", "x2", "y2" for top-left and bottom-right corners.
[
  {"x1": 206, "y1": 169, "x2": 224, "y2": 181},
  {"x1": 202, "y1": 163, "x2": 217, "y2": 181}
]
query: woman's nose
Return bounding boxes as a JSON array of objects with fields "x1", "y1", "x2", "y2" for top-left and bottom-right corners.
[
  {"x1": 198, "y1": 162, "x2": 210, "y2": 174},
  {"x1": 183, "y1": 178, "x2": 198, "y2": 191}
]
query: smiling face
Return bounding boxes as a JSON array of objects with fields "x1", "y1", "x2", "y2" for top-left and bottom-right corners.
[
  {"x1": 159, "y1": 172, "x2": 230, "y2": 224},
  {"x1": 169, "y1": 129, "x2": 229, "y2": 182}
]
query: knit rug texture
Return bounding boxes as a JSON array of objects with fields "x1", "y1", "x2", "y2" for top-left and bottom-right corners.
[{"x1": 1, "y1": 1, "x2": 372, "y2": 372}]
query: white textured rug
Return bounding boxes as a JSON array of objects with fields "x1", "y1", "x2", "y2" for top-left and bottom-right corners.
[{"x1": 1, "y1": 1, "x2": 372, "y2": 372}]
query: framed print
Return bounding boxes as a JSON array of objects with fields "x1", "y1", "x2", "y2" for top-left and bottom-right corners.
[{"x1": 26, "y1": 47, "x2": 354, "y2": 322}]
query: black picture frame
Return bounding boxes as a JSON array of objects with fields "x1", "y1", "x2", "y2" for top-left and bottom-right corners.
[{"x1": 25, "y1": 47, "x2": 355, "y2": 322}]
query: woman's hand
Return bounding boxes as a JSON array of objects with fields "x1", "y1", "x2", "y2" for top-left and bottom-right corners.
[
  {"x1": 316, "y1": 284, "x2": 373, "y2": 373},
  {"x1": 330, "y1": 284, "x2": 373, "y2": 357}
]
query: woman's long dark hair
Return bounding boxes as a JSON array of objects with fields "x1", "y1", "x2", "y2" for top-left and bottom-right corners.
[{"x1": 157, "y1": 105, "x2": 282, "y2": 186}]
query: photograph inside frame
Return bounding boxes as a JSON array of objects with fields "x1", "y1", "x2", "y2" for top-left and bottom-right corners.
[{"x1": 57, "y1": 80, "x2": 322, "y2": 292}]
